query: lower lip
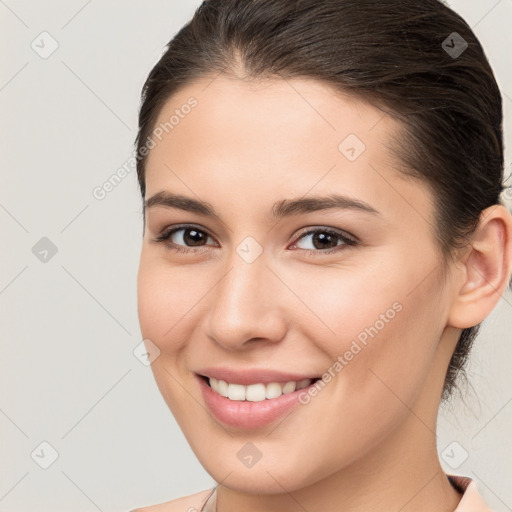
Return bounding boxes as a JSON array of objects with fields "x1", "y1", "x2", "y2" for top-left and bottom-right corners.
[{"x1": 197, "y1": 375, "x2": 316, "y2": 429}]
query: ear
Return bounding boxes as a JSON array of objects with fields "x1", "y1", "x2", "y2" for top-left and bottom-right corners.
[{"x1": 447, "y1": 204, "x2": 512, "y2": 329}]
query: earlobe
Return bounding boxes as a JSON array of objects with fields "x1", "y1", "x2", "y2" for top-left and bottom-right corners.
[{"x1": 448, "y1": 204, "x2": 512, "y2": 329}]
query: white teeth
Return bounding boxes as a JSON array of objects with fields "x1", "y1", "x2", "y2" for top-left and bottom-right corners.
[
  {"x1": 245, "y1": 383, "x2": 266, "y2": 402},
  {"x1": 208, "y1": 377, "x2": 313, "y2": 402},
  {"x1": 217, "y1": 378, "x2": 228, "y2": 397},
  {"x1": 227, "y1": 383, "x2": 246, "y2": 401},
  {"x1": 297, "y1": 378, "x2": 311, "y2": 389},
  {"x1": 282, "y1": 381, "x2": 297, "y2": 394},
  {"x1": 265, "y1": 382, "x2": 283, "y2": 399}
]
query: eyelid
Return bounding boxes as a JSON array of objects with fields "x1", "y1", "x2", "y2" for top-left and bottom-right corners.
[
  {"x1": 156, "y1": 223, "x2": 218, "y2": 245},
  {"x1": 153, "y1": 223, "x2": 359, "y2": 255},
  {"x1": 292, "y1": 225, "x2": 358, "y2": 244},
  {"x1": 155, "y1": 224, "x2": 356, "y2": 243}
]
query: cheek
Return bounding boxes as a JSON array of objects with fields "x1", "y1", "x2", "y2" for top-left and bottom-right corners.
[
  {"x1": 271, "y1": 273, "x2": 445, "y2": 479},
  {"x1": 282, "y1": 257, "x2": 407, "y2": 350},
  {"x1": 137, "y1": 252, "x2": 205, "y2": 349},
  {"x1": 136, "y1": 254, "x2": 204, "y2": 415},
  {"x1": 290, "y1": 255, "x2": 445, "y2": 405}
]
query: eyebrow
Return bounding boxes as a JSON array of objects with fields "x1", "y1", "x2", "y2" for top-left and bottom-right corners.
[{"x1": 144, "y1": 191, "x2": 380, "y2": 219}]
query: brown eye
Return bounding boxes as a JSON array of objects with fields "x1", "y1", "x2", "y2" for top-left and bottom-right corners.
[
  {"x1": 171, "y1": 227, "x2": 208, "y2": 247},
  {"x1": 154, "y1": 225, "x2": 217, "y2": 254},
  {"x1": 291, "y1": 227, "x2": 358, "y2": 255}
]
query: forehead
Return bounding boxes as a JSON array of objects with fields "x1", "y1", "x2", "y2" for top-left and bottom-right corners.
[
  {"x1": 149, "y1": 75, "x2": 392, "y2": 154},
  {"x1": 146, "y1": 75, "x2": 401, "y2": 178},
  {"x1": 143, "y1": 74, "x2": 431, "y2": 229}
]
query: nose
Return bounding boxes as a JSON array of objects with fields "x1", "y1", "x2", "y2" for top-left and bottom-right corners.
[{"x1": 205, "y1": 251, "x2": 288, "y2": 351}]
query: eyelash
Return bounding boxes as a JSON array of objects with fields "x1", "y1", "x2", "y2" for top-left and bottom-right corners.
[{"x1": 153, "y1": 223, "x2": 358, "y2": 257}]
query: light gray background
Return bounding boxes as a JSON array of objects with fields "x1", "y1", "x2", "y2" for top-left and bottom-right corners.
[{"x1": 1, "y1": 1, "x2": 511, "y2": 511}]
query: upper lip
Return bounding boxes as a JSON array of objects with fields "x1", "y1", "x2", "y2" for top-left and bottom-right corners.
[{"x1": 196, "y1": 367, "x2": 320, "y2": 386}]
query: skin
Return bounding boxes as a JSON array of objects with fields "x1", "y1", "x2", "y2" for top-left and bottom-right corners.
[{"x1": 136, "y1": 74, "x2": 512, "y2": 512}]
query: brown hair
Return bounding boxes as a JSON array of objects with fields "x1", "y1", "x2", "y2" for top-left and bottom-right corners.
[{"x1": 134, "y1": 0, "x2": 506, "y2": 400}]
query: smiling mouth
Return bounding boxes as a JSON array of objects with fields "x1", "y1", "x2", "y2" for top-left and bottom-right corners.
[{"x1": 199, "y1": 374, "x2": 321, "y2": 402}]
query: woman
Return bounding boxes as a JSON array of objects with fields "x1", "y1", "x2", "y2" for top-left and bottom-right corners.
[{"x1": 131, "y1": 0, "x2": 512, "y2": 510}]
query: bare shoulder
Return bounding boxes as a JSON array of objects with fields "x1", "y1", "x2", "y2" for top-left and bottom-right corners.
[{"x1": 130, "y1": 487, "x2": 215, "y2": 512}]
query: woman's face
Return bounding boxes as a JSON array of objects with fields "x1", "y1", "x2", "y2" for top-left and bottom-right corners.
[{"x1": 137, "y1": 75, "x2": 459, "y2": 493}]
